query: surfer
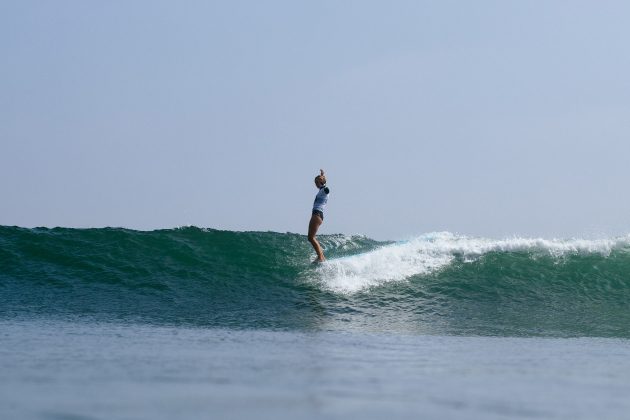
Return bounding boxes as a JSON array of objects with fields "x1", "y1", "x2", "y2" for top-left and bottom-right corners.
[{"x1": 309, "y1": 169, "x2": 330, "y2": 262}]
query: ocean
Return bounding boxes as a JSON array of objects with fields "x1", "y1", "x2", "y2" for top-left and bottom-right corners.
[{"x1": 2, "y1": 226, "x2": 630, "y2": 419}]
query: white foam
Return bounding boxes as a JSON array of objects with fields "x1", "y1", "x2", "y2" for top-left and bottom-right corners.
[{"x1": 314, "y1": 232, "x2": 630, "y2": 294}]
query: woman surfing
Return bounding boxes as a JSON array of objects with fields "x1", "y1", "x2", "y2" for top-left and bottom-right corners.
[{"x1": 308, "y1": 169, "x2": 330, "y2": 263}]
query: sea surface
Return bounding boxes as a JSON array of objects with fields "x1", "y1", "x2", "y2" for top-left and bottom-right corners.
[{"x1": 2, "y1": 226, "x2": 630, "y2": 419}]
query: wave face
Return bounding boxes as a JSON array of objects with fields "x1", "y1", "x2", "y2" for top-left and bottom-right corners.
[{"x1": 2, "y1": 226, "x2": 630, "y2": 337}]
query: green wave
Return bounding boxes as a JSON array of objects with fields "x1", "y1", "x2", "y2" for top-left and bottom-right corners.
[{"x1": 1, "y1": 226, "x2": 630, "y2": 337}]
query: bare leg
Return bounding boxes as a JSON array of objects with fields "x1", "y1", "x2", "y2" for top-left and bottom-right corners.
[{"x1": 308, "y1": 214, "x2": 325, "y2": 262}]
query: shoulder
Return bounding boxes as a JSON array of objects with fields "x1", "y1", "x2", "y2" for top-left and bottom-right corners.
[{"x1": 324, "y1": 187, "x2": 330, "y2": 194}]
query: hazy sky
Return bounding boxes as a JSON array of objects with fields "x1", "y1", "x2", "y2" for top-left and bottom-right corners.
[{"x1": 2, "y1": 1, "x2": 630, "y2": 240}]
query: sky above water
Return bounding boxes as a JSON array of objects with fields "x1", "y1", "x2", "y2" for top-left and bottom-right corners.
[{"x1": 2, "y1": 0, "x2": 630, "y2": 240}]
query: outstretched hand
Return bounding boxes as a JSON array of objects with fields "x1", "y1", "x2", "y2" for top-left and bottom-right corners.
[{"x1": 320, "y1": 169, "x2": 325, "y2": 176}]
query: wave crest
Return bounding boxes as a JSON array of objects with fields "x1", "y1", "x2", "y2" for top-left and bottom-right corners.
[{"x1": 314, "y1": 232, "x2": 630, "y2": 293}]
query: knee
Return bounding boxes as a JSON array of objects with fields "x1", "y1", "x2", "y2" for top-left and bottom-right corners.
[{"x1": 308, "y1": 235, "x2": 316, "y2": 243}]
